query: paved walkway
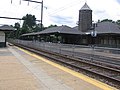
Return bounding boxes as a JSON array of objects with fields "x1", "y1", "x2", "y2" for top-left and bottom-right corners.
[
  {"x1": 0, "y1": 47, "x2": 48, "y2": 90},
  {"x1": 0, "y1": 45, "x2": 118, "y2": 90}
]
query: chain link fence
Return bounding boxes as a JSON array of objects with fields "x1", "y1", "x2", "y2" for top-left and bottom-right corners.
[{"x1": 8, "y1": 39, "x2": 120, "y2": 59}]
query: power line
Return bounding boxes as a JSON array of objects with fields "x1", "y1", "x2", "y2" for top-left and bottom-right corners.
[
  {"x1": 0, "y1": 16, "x2": 41, "y2": 22},
  {"x1": 47, "y1": 0, "x2": 83, "y2": 16},
  {"x1": 22, "y1": 0, "x2": 43, "y2": 30},
  {"x1": 10, "y1": 0, "x2": 43, "y2": 30},
  {"x1": 23, "y1": 0, "x2": 42, "y2": 4}
]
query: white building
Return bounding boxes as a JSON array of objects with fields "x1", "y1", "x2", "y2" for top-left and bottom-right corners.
[{"x1": 0, "y1": 25, "x2": 15, "y2": 47}]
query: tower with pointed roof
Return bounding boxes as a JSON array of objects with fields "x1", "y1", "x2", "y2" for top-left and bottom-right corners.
[{"x1": 78, "y1": 3, "x2": 92, "y2": 32}]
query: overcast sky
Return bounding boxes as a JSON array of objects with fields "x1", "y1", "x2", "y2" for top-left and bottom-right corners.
[{"x1": 0, "y1": 0, "x2": 120, "y2": 27}]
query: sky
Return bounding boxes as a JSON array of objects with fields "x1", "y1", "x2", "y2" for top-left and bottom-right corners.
[{"x1": 0, "y1": 0, "x2": 120, "y2": 27}]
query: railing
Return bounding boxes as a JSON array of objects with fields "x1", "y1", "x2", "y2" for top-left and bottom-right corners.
[{"x1": 8, "y1": 39, "x2": 120, "y2": 58}]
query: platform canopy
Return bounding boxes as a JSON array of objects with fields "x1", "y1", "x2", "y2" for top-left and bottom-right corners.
[
  {"x1": 0, "y1": 25, "x2": 15, "y2": 32},
  {"x1": 74, "y1": 22, "x2": 120, "y2": 34},
  {"x1": 21, "y1": 25, "x2": 84, "y2": 36},
  {"x1": 94, "y1": 22, "x2": 120, "y2": 34}
]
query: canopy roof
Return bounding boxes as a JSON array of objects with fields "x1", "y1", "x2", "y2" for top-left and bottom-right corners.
[
  {"x1": 21, "y1": 22, "x2": 120, "y2": 37},
  {"x1": 95, "y1": 22, "x2": 120, "y2": 34},
  {"x1": 0, "y1": 25, "x2": 15, "y2": 31},
  {"x1": 73, "y1": 22, "x2": 120, "y2": 34},
  {"x1": 22, "y1": 25, "x2": 83, "y2": 36},
  {"x1": 38, "y1": 25, "x2": 82, "y2": 34}
]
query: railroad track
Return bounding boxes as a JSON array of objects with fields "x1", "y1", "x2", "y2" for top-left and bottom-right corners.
[
  {"x1": 11, "y1": 42, "x2": 120, "y2": 89},
  {"x1": 70, "y1": 50, "x2": 120, "y2": 68}
]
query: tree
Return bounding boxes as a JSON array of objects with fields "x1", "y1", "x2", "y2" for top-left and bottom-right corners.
[
  {"x1": 116, "y1": 20, "x2": 120, "y2": 25},
  {"x1": 100, "y1": 19, "x2": 115, "y2": 23},
  {"x1": 7, "y1": 25, "x2": 15, "y2": 38},
  {"x1": 21, "y1": 14, "x2": 36, "y2": 34},
  {"x1": 47, "y1": 24, "x2": 57, "y2": 28},
  {"x1": 32, "y1": 23, "x2": 48, "y2": 32},
  {"x1": 21, "y1": 25, "x2": 30, "y2": 34},
  {"x1": 33, "y1": 24, "x2": 42, "y2": 32},
  {"x1": 14, "y1": 22, "x2": 21, "y2": 38},
  {"x1": 14, "y1": 22, "x2": 20, "y2": 29},
  {"x1": 22, "y1": 14, "x2": 36, "y2": 29}
]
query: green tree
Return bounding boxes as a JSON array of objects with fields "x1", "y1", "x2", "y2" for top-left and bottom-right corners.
[
  {"x1": 21, "y1": 14, "x2": 36, "y2": 34},
  {"x1": 100, "y1": 19, "x2": 115, "y2": 23},
  {"x1": 33, "y1": 23, "x2": 45, "y2": 32},
  {"x1": 47, "y1": 24, "x2": 57, "y2": 28},
  {"x1": 21, "y1": 25, "x2": 29, "y2": 34},
  {"x1": 14, "y1": 22, "x2": 21, "y2": 38},
  {"x1": 22, "y1": 14, "x2": 36, "y2": 29},
  {"x1": 116, "y1": 20, "x2": 120, "y2": 25}
]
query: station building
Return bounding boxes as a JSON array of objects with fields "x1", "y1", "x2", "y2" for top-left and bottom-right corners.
[
  {"x1": 20, "y1": 3, "x2": 120, "y2": 48},
  {"x1": 0, "y1": 25, "x2": 15, "y2": 47}
]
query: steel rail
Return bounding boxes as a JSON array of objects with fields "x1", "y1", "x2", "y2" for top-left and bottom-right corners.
[{"x1": 11, "y1": 42, "x2": 120, "y2": 87}]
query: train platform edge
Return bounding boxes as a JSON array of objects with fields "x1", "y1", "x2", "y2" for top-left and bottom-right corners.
[{"x1": 0, "y1": 45, "x2": 118, "y2": 90}]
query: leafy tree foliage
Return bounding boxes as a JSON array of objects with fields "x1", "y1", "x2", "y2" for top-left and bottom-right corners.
[
  {"x1": 21, "y1": 14, "x2": 36, "y2": 34},
  {"x1": 32, "y1": 23, "x2": 51, "y2": 32},
  {"x1": 47, "y1": 24, "x2": 57, "y2": 28},
  {"x1": 14, "y1": 22, "x2": 21, "y2": 38},
  {"x1": 33, "y1": 24, "x2": 42, "y2": 32},
  {"x1": 22, "y1": 14, "x2": 36, "y2": 29},
  {"x1": 8, "y1": 14, "x2": 59, "y2": 39},
  {"x1": 100, "y1": 19, "x2": 120, "y2": 26},
  {"x1": 116, "y1": 20, "x2": 120, "y2": 25},
  {"x1": 100, "y1": 19, "x2": 115, "y2": 23},
  {"x1": 8, "y1": 22, "x2": 21, "y2": 38},
  {"x1": 14, "y1": 22, "x2": 20, "y2": 29}
]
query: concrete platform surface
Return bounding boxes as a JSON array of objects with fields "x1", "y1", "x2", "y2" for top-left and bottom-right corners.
[{"x1": 0, "y1": 45, "x2": 118, "y2": 90}]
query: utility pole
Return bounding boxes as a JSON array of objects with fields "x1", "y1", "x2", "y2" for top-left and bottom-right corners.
[
  {"x1": 41, "y1": 0, "x2": 43, "y2": 31},
  {"x1": 22, "y1": 0, "x2": 43, "y2": 31}
]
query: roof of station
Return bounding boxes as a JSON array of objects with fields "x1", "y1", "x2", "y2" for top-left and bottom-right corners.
[
  {"x1": 73, "y1": 22, "x2": 120, "y2": 34},
  {"x1": 21, "y1": 25, "x2": 84, "y2": 36},
  {"x1": 21, "y1": 22, "x2": 120, "y2": 37},
  {"x1": 95, "y1": 22, "x2": 120, "y2": 34},
  {"x1": 0, "y1": 25, "x2": 15, "y2": 31}
]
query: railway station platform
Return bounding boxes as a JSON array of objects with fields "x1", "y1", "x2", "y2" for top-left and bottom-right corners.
[{"x1": 0, "y1": 45, "x2": 118, "y2": 90}]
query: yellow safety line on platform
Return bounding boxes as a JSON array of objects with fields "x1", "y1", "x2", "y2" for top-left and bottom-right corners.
[{"x1": 16, "y1": 46, "x2": 117, "y2": 90}]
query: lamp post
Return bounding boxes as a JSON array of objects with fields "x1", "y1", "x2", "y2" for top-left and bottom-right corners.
[{"x1": 90, "y1": 23, "x2": 97, "y2": 60}]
